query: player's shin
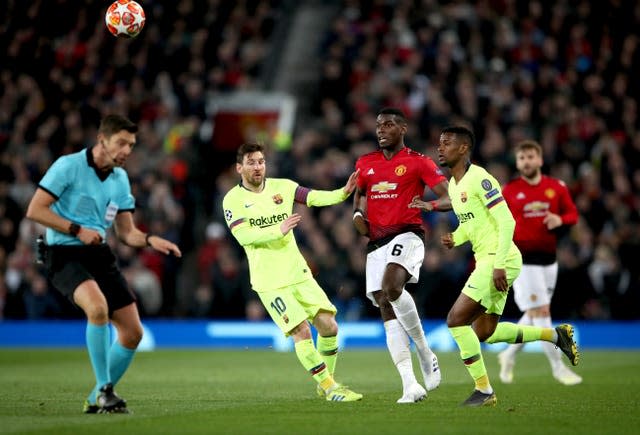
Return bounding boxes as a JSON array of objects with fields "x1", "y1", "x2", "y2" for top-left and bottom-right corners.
[
  {"x1": 384, "y1": 320, "x2": 417, "y2": 391},
  {"x1": 295, "y1": 339, "x2": 335, "y2": 392},
  {"x1": 450, "y1": 325, "x2": 493, "y2": 394},
  {"x1": 389, "y1": 291, "x2": 431, "y2": 353},
  {"x1": 317, "y1": 335, "x2": 338, "y2": 376},
  {"x1": 484, "y1": 321, "x2": 554, "y2": 344}
]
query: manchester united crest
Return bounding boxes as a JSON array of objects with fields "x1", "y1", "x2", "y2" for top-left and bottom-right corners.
[
  {"x1": 545, "y1": 188, "x2": 556, "y2": 199},
  {"x1": 395, "y1": 165, "x2": 407, "y2": 176},
  {"x1": 461, "y1": 192, "x2": 468, "y2": 203},
  {"x1": 272, "y1": 194, "x2": 283, "y2": 204}
]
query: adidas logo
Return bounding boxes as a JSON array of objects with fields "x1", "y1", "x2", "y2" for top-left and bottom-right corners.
[
  {"x1": 330, "y1": 394, "x2": 346, "y2": 401},
  {"x1": 367, "y1": 168, "x2": 374, "y2": 175}
]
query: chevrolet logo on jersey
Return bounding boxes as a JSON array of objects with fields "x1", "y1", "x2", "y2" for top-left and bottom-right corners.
[{"x1": 371, "y1": 181, "x2": 398, "y2": 193}]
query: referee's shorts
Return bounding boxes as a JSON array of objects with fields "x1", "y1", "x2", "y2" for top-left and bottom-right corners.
[{"x1": 45, "y1": 244, "x2": 136, "y2": 316}]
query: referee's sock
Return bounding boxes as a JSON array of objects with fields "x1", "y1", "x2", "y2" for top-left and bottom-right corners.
[
  {"x1": 87, "y1": 341, "x2": 137, "y2": 403},
  {"x1": 86, "y1": 323, "x2": 111, "y2": 399}
]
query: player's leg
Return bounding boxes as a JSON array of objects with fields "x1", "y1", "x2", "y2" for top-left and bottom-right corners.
[
  {"x1": 312, "y1": 311, "x2": 339, "y2": 377},
  {"x1": 498, "y1": 265, "x2": 539, "y2": 383},
  {"x1": 382, "y1": 234, "x2": 440, "y2": 391},
  {"x1": 374, "y1": 291, "x2": 426, "y2": 403},
  {"x1": 305, "y1": 281, "x2": 362, "y2": 401},
  {"x1": 85, "y1": 265, "x2": 142, "y2": 413},
  {"x1": 72, "y1": 280, "x2": 113, "y2": 412},
  {"x1": 260, "y1": 286, "x2": 361, "y2": 401},
  {"x1": 366, "y1": 247, "x2": 423, "y2": 402},
  {"x1": 107, "y1": 302, "x2": 143, "y2": 406},
  {"x1": 483, "y1": 261, "x2": 580, "y2": 366},
  {"x1": 447, "y1": 288, "x2": 497, "y2": 407},
  {"x1": 535, "y1": 263, "x2": 582, "y2": 385}
]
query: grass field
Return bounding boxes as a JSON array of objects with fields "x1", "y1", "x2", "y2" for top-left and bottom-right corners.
[{"x1": 1, "y1": 349, "x2": 639, "y2": 434}]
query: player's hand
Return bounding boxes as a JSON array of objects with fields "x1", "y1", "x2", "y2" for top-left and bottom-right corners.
[
  {"x1": 342, "y1": 169, "x2": 360, "y2": 195},
  {"x1": 148, "y1": 236, "x2": 182, "y2": 257},
  {"x1": 77, "y1": 227, "x2": 103, "y2": 245},
  {"x1": 493, "y1": 268, "x2": 508, "y2": 292},
  {"x1": 280, "y1": 213, "x2": 302, "y2": 235},
  {"x1": 353, "y1": 213, "x2": 369, "y2": 237},
  {"x1": 408, "y1": 195, "x2": 434, "y2": 211},
  {"x1": 441, "y1": 233, "x2": 454, "y2": 249},
  {"x1": 543, "y1": 212, "x2": 562, "y2": 230}
]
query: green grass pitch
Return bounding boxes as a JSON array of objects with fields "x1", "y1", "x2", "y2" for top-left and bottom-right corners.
[{"x1": 1, "y1": 349, "x2": 639, "y2": 434}]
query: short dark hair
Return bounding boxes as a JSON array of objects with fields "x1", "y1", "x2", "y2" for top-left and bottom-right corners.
[
  {"x1": 378, "y1": 107, "x2": 407, "y2": 124},
  {"x1": 442, "y1": 126, "x2": 475, "y2": 150},
  {"x1": 99, "y1": 114, "x2": 138, "y2": 136},
  {"x1": 237, "y1": 143, "x2": 265, "y2": 164}
]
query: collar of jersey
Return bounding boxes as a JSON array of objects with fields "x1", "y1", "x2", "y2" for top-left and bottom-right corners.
[
  {"x1": 86, "y1": 146, "x2": 113, "y2": 181},
  {"x1": 239, "y1": 179, "x2": 265, "y2": 193}
]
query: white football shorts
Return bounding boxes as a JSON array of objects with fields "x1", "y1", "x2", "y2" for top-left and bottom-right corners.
[
  {"x1": 365, "y1": 232, "x2": 424, "y2": 306},
  {"x1": 512, "y1": 262, "x2": 558, "y2": 311}
]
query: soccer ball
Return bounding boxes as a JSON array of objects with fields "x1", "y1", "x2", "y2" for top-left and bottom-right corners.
[{"x1": 105, "y1": 0, "x2": 146, "y2": 38}]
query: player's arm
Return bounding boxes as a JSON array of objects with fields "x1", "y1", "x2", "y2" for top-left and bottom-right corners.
[
  {"x1": 113, "y1": 211, "x2": 181, "y2": 256},
  {"x1": 229, "y1": 214, "x2": 302, "y2": 246},
  {"x1": 26, "y1": 188, "x2": 103, "y2": 245},
  {"x1": 488, "y1": 200, "x2": 515, "y2": 268},
  {"x1": 305, "y1": 169, "x2": 360, "y2": 207},
  {"x1": 544, "y1": 183, "x2": 578, "y2": 230},
  {"x1": 352, "y1": 186, "x2": 369, "y2": 237},
  {"x1": 408, "y1": 180, "x2": 452, "y2": 212},
  {"x1": 487, "y1": 197, "x2": 516, "y2": 292}
]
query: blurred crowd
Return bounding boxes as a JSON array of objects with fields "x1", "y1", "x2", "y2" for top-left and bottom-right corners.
[{"x1": 1, "y1": 0, "x2": 638, "y2": 322}]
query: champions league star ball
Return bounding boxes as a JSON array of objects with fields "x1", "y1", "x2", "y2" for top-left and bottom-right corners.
[{"x1": 105, "y1": 0, "x2": 146, "y2": 38}]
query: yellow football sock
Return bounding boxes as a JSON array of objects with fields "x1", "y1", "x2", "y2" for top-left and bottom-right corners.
[
  {"x1": 317, "y1": 335, "x2": 338, "y2": 376},
  {"x1": 485, "y1": 322, "x2": 554, "y2": 344},
  {"x1": 450, "y1": 325, "x2": 493, "y2": 394},
  {"x1": 294, "y1": 339, "x2": 335, "y2": 391}
]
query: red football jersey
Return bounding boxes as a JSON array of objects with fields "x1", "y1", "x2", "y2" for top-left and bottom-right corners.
[
  {"x1": 502, "y1": 175, "x2": 578, "y2": 255},
  {"x1": 355, "y1": 147, "x2": 446, "y2": 242}
]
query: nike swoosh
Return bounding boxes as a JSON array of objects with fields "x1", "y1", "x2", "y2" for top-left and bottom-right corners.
[
  {"x1": 244, "y1": 203, "x2": 254, "y2": 208},
  {"x1": 467, "y1": 284, "x2": 477, "y2": 289}
]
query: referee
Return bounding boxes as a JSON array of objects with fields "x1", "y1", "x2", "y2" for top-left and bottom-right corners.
[{"x1": 26, "y1": 114, "x2": 182, "y2": 413}]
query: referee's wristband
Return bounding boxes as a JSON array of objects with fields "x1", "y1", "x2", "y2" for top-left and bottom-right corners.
[{"x1": 145, "y1": 233, "x2": 153, "y2": 247}]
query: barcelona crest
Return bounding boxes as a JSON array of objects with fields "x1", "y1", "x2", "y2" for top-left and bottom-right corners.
[
  {"x1": 283, "y1": 314, "x2": 289, "y2": 324},
  {"x1": 272, "y1": 194, "x2": 283, "y2": 204},
  {"x1": 461, "y1": 191, "x2": 468, "y2": 203}
]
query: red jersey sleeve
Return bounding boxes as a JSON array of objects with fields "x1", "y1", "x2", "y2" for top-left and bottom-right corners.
[
  {"x1": 557, "y1": 180, "x2": 578, "y2": 226},
  {"x1": 420, "y1": 156, "x2": 447, "y2": 188}
]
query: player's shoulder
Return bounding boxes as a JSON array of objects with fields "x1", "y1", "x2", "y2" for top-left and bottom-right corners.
[
  {"x1": 266, "y1": 177, "x2": 297, "y2": 190},
  {"x1": 356, "y1": 149, "x2": 383, "y2": 164},
  {"x1": 402, "y1": 146, "x2": 426, "y2": 158},
  {"x1": 469, "y1": 163, "x2": 492, "y2": 179},
  {"x1": 49, "y1": 149, "x2": 85, "y2": 174},
  {"x1": 223, "y1": 182, "x2": 244, "y2": 202},
  {"x1": 57, "y1": 148, "x2": 86, "y2": 165},
  {"x1": 541, "y1": 174, "x2": 568, "y2": 189},
  {"x1": 503, "y1": 175, "x2": 523, "y2": 190},
  {"x1": 468, "y1": 164, "x2": 499, "y2": 190}
]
